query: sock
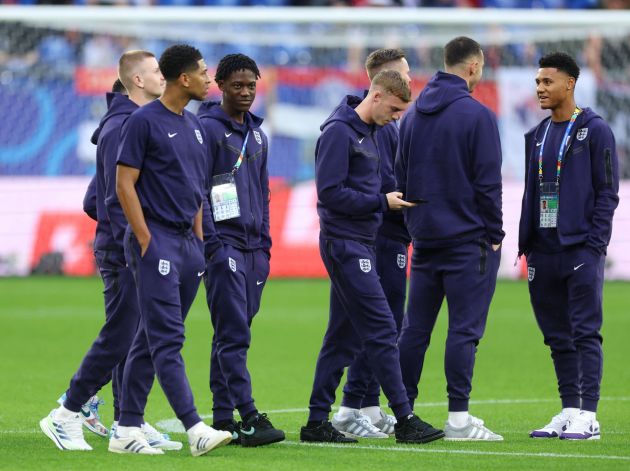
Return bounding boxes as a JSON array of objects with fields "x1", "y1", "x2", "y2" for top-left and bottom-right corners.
[
  {"x1": 360, "y1": 406, "x2": 381, "y2": 423},
  {"x1": 448, "y1": 411, "x2": 470, "y2": 428},
  {"x1": 337, "y1": 406, "x2": 358, "y2": 418},
  {"x1": 580, "y1": 410, "x2": 596, "y2": 420},
  {"x1": 54, "y1": 405, "x2": 78, "y2": 421},
  {"x1": 116, "y1": 425, "x2": 140, "y2": 438},
  {"x1": 562, "y1": 407, "x2": 580, "y2": 417},
  {"x1": 187, "y1": 421, "x2": 206, "y2": 438}
]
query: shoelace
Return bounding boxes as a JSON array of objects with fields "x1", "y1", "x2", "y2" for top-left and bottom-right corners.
[
  {"x1": 87, "y1": 396, "x2": 105, "y2": 418},
  {"x1": 143, "y1": 422, "x2": 170, "y2": 441},
  {"x1": 356, "y1": 415, "x2": 381, "y2": 434},
  {"x1": 470, "y1": 416, "x2": 494, "y2": 435}
]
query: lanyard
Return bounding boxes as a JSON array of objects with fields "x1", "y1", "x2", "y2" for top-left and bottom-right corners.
[
  {"x1": 231, "y1": 130, "x2": 250, "y2": 175},
  {"x1": 538, "y1": 107, "x2": 580, "y2": 184}
]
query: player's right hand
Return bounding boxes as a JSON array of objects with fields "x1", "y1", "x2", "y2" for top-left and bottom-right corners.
[
  {"x1": 386, "y1": 191, "x2": 417, "y2": 211},
  {"x1": 139, "y1": 234, "x2": 152, "y2": 257}
]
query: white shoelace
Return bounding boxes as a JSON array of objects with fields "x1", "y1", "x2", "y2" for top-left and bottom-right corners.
[
  {"x1": 142, "y1": 422, "x2": 167, "y2": 441},
  {"x1": 356, "y1": 415, "x2": 382, "y2": 435},
  {"x1": 60, "y1": 415, "x2": 85, "y2": 441}
]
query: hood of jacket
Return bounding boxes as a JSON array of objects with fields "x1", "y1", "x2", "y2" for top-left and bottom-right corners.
[
  {"x1": 416, "y1": 71, "x2": 471, "y2": 115},
  {"x1": 320, "y1": 95, "x2": 373, "y2": 136},
  {"x1": 197, "y1": 100, "x2": 264, "y2": 131},
  {"x1": 90, "y1": 92, "x2": 137, "y2": 144}
]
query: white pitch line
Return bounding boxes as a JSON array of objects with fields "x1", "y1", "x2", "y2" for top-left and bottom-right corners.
[
  {"x1": 154, "y1": 396, "x2": 630, "y2": 433},
  {"x1": 280, "y1": 440, "x2": 630, "y2": 461}
]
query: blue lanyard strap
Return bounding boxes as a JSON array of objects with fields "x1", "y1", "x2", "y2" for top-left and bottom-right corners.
[
  {"x1": 231, "y1": 131, "x2": 250, "y2": 175},
  {"x1": 538, "y1": 107, "x2": 580, "y2": 184}
]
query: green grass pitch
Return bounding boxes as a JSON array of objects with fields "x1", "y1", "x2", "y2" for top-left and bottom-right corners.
[{"x1": 0, "y1": 277, "x2": 628, "y2": 470}]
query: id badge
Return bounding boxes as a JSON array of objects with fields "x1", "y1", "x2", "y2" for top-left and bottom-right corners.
[
  {"x1": 211, "y1": 173, "x2": 240, "y2": 222},
  {"x1": 539, "y1": 182, "x2": 559, "y2": 228}
]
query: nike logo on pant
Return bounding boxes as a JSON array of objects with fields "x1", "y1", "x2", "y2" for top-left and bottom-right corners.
[{"x1": 573, "y1": 263, "x2": 585, "y2": 271}]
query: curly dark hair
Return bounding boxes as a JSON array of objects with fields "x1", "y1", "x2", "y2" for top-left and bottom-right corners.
[
  {"x1": 539, "y1": 52, "x2": 580, "y2": 81},
  {"x1": 215, "y1": 53, "x2": 261, "y2": 83},
  {"x1": 159, "y1": 44, "x2": 202, "y2": 81}
]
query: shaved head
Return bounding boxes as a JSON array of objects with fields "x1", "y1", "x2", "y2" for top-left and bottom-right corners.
[{"x1": 118, "y1": 50, "x2": 156, "y2": 92}]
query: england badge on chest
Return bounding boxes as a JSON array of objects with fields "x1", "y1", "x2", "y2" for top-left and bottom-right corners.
[
  {"x1": 195, "y1": 129, "x2": 203, "y2": 144},
  {"x1": 576, "y1": 128, "x2": 588, "y2": 141},
  {"x1": 397, "y1": 253, "x2": 406, "y2": 269},
  {"x1": 253, "y1": 130, "x2": 262, "y2": 145}
]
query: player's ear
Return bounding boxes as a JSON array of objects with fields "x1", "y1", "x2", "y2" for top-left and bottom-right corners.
[{"x1": 216, "y1": 80, "x2": 225, "y2": 92}]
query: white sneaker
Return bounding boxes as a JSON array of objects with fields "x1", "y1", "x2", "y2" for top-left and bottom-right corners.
[
  {"x1": 444, "y1": 415, "x2": 503, "y2": 441},
  {"x1": 109, "y1": 428, "x2": 164, "y2": 455},
  {"x1": 39, "y1": 409, "x2": 93, "y2": 451},
  {"x1": 560, "y1": 412, "x2": 600, "y2": 440},
  {"x1": 57, "y1": 393, "x2": 108, "y2": 437},
  {"x1": 530, "y1": 410, "x2": 576, "y2": 438},
  {"x1": 365, "y1": 409, "x2": 396, "y2": 436},
  {"x1": 332, "y1": 410, "x2": 388, "y2": 439},
  {"x1": 142, "y1": 422, "x2": 183, "y2": 451},
  {"x1": 188, "y1": 423, "x2": 232, "y2": 457}
]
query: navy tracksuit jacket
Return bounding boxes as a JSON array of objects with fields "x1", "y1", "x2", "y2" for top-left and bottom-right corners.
[
  {"x1": 64, "y1": 94, "x2": 148, "y2": 421},
  {"x1": 395, "y1": 71, "x2": 504, "y2": 412},
  {"x1": 342, "y1": 120, "x2": 411, "y2": 410},
  {"x1": 308, "y1": 95, "x2": 413, "y2": 421},
  {"x1": 198, "y1": 101, "x2": 271, "y2": 422},
  {"x1": 518, "y1": 107, "x2": 619, "y2": 412}
]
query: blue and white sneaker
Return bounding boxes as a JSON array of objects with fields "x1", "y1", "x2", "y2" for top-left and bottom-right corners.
[
  {"x1": 332, "y1": 410, "x2": 388, "y2": 439},
  {"x1": 530, "y1": 410, "x2": 576, "y2": 438},
  {"x1": 58, "y1": 393, "x2": 109, "y2": 437},
  {"x1": 560, "y1": 412, "x2": 600, "y2": 440},
  {"x1": 39, "y1": 409, "x2": 92, "y2": 451},
  {"x1": 367, "y1": 409, "x2": 397, "y2": 436},
  {"x1": 142, "y1": 422, "x2": 183, "y2": 451}
]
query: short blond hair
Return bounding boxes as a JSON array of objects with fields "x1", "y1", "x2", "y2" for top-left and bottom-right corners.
[
  {"x1": 365, "y1": 48, "x2": 406, "y2": 81},
  {"x1": 118, "y1": 50, "x2": 155, "y2": 91},
  {"x1": 371, "y1": 69, "x2": 411, "y2": 103}
]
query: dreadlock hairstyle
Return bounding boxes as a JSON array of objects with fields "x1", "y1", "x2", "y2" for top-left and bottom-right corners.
[{"x1": 215, "y1": 53, "x2": 261, "y2": 83}]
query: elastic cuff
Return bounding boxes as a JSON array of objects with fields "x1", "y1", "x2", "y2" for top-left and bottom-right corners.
[
  {"x1": 448, "y1": 398, "x2": 469, "y2": 412},
  {"x1": 118, "y1": 411, "x2": 144, "y2": 428},
  {"x1": 581, "y1": 399, "x2": 598, "y2": 413},
  {"x1": 360, "y1": 394, "x2": 381, "y2": 409},
  {"x1": 341, "y1": 394, "x2": 363, "y2": 410},
  {"x1": 390, "y1": 402, "x2": 412, "y2": 421},
  {"x1": 560, "y1": 395, "x2": 581, "y2": 409},
  {"x1": 180, "y1": 410, "x2": 203, "y2": 431},
  {"x1": 237, "y1": 403, "x2": 257, "y2": 421}
]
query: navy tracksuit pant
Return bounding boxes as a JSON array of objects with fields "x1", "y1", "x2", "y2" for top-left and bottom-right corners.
[
  {"x1": 64, "y1": 249, "x2": 142, "y2": 421},
  {"x1": 308, "y1": 237, "x2": 412, "y2": 422},
  {"x1": 119, "y1": 222, "x2": 205, "y2": 430},
  {"x1": 342, "y1": 235, "x2": 408, "y2": 409},
  {"x1": 204, "y1": 245, "x2": 270, "y2": 422},
  {"x1": 398, "y1": 239, "x2": 500, "y2": 412},
  {"x1": 526, "y1": 246, "x2": 605, "y2": 412}
]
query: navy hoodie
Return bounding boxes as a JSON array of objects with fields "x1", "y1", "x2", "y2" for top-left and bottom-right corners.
[
  {"x1": 377, "y1": 121, "x2": 411, "y2": 244},
  {"x1": 396, "y1": 71, "x2": 504, "y2": 248},
  {"x1": 83, "y1": 176, "x2": 97, "y2": 221},
  {"x1": 518, "y1": 108, "x2": 619, "y2": 256},
  {"x1": 91, "y1": 93, "x2": 138, "y2": 262},
  {"x1": 316, "y1": 95, "x2": 389, "y2": 244},
  {"x1": 198, "y1": 101, "x2": 271, "y2": 258}
]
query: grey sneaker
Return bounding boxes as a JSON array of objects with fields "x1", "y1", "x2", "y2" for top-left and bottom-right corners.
[
  {"x1": 444, "y1": 415, "x2": 503, "y2": 441},
  {"x1": 367, "y1": 409, "x2": 396, "y2": 436},
  {"x1": 332, "y1": 410, "x2": 388, "y2": 439}
]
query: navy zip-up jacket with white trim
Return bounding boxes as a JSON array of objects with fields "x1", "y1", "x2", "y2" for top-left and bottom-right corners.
[
  {"x1": 396, "y1": 71, "x2": 504, "y2": 248},
  {"x1": 198, "y1": 101, "x2": 271, "y2": 258},
  {"x1": 316, "y1": 95, "x2": 389, "y2": 244},
  {"x1": 518, "y1": 107, "x2": 619, "y2": 256}
]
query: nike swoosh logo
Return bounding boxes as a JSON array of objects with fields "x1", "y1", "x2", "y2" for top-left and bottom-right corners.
[
  {"x1": 225, "y1": 132, "x2": 232, "y2": 138},
  {"x1": 358, "y1": 137, "x2": 365, "y2": 144},
  {"x1": 197, "y1": 271, "x2": 205, "y2": 277},
  {"x1": 256, "y1": 280, "x2": 264, "y2": 286},
  {"x1": 240, "y1": 427, "x2": 255, "y2": 436},
  {"x1": 168, "y1": 132, "x2": 177, "y2": 138},
  {"x1": 536, "y1": 142, "x2": 542, "y2": 147},
  {"x1": 80, "y1": 408, "x2": 91, "y2": 418},
  {"x1": 574, "y1": 263, "x2": 585, "y2": 271}
]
